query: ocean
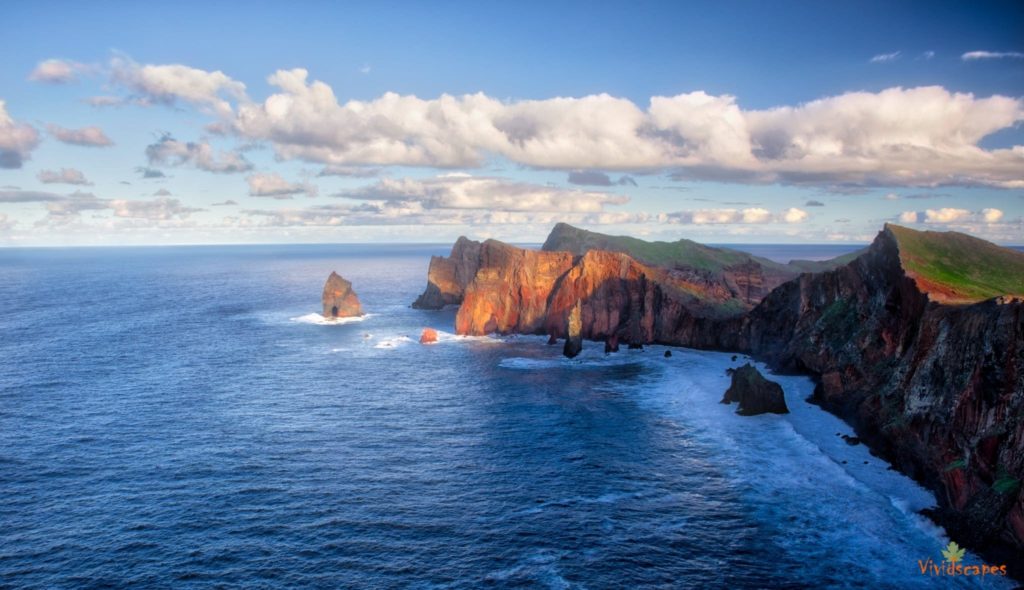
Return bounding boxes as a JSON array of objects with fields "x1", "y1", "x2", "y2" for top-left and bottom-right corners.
[{"x1": 0, "y1": 244, "x2": 1012, "y2": 589}]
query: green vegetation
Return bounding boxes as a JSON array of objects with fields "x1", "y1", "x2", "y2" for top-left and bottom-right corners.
[
  {"x1": 944, "y1": 458, "x2": 966, "y2": 472},
  {"x1": 541, "y1": 222, "x2": 853, "y2": 274},
  {"x1": 886, "y1": 224, "x2": 1024, "y2": 302},
  {"x1": 993, "y1": 465, "x2": 1021, "y2": 494}
]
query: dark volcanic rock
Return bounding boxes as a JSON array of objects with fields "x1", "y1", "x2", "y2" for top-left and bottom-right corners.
[
  {"x1": 322, "y1": 272, "x2": 363, "y2": 318},
  {"x1": 721, "y1": 364, "x2": 789, "y2": 415}
]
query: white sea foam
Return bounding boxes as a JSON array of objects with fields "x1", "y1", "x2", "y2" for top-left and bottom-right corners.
[
  {"x1": 290, "y1": 312, "x2": 372, "y2": 326},
  {"x1": 373, "y1": 336, "x2": 415, "y2": 348}
]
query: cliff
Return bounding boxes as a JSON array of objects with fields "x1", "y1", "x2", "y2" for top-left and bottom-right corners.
[
  {"x1": 412, "y1": 237, "x2": 483, "y2": 309},
  {"x1": 737, "y1": 224, "x2": 1024, "y2": 566},
  {"x1": 417, "y1": 222, "x2": 1024, "y2": 570},
  {"x1": 322, "y1": 271, "x2": 363, "y2": 318}
]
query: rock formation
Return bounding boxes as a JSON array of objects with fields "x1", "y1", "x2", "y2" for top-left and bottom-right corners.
[
  {"x1": 721, "y1": 364, "x2": 789, "y2": 415},
  {"x1": 412, "y1": 237, "x2": 483, "y2": 309},
  {"x1": 416, "y1": 222, "x2": 1024, "y2": 572},
  {"x1": 321, "y1": 272, "x2": 363, "y2": 318},
  {"x1": 734, "y1": 225, "x2": 1024, "y2": 568},
  {"x1": 419, "y1": 328, "x2": 438, "y2": 344},
  {"x1": 563, "y1": 300, "x2": 583, "y2": 358}
]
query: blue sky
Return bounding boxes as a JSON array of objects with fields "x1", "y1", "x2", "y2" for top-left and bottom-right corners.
[{"x1": 1, "y1": 0, "x2": 1022, "y2": 245}]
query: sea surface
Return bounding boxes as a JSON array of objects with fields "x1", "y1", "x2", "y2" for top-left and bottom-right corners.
[{"x1": 0, "y1": 244, "x2": 1014, "y2": 589}]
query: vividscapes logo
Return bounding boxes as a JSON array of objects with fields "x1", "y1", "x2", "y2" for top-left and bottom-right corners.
[{"x1": 917, "y1": 541, "x2": 1008, "y2": 578}]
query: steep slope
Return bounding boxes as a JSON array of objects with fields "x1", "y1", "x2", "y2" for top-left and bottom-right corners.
[
  {"x1": 738, "y1": 224, "x2": 1024, "y2": 567},
  {"x1": 412, "y1": 237, "x2": 483, "y2": 309}
]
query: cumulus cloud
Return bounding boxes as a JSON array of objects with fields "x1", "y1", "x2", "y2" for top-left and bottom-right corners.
[
  {"x1": 0, "y1": 213, "x2": 13, "y2": 231},
  {"x1": 247, "y1": 173, "x2": 318, "y2": 198},
  {"x1": 0, "y1": 189, "x2": 65, "y2": 203},
  {"x1": 664, "y1": 207, "x2": 808, "y2": 225},
  {"x1": 805, "y1": 199, "x2": 825, "y2": 207},
  {"x1": 899, "y1": 207, "x2": 1005, "y2": 225},
  {"x1": 962, "y1": 51, "x2": 1024, "y2": 61},
  {"x1": 154, "y1": 188, "x2": 172, "y2": 196},
  {"x1": 924, "y1": 208, "x2": 972, "y2": 223},
  {"x1": 146, "y1": 134, "x2": 252, "y2": 173},
  {"x1": 110, "y1": 56, "x2": 247, "y2": 117},
  {"x1": 212, "y1": 199, "x2": 238, "y2": 206},
  {"x1": 46, "y1": 124, "x2": 114, "y2": 147},
  {"x1": 0, "y1": 100, "x2": 41, "y2": 169},
  {"x1": 37, "y1": 168, "x2": 92, "y2": 185},
  {"x1": 870, "y1": 51, "x2": 901, "y2": 63},
  {"x1": 224, "y1": 72, "x2": 1024, "y2": 188},
  {"x1": 28, "y1": 59, "x2": 91, "y2": 83},
  {"x1": 981, "y1": 208, "x2": 1004, "y2": 223},
  {"x1": 339, "y1": 174, "x2": 627, "y2": 212}
]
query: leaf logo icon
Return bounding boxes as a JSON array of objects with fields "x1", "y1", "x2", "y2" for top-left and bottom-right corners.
[{"x1": 942, "y1": 541, "x2": 965, "y2": 564}]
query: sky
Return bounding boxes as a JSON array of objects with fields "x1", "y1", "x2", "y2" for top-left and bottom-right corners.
[{"x1": 1, "y1": 0, "x2": 1022, "y2": 246}]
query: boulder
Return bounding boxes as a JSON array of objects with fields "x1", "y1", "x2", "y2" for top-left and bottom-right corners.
[
  {"x1": 721, "y1": 364, "x2": 789, "y2": 415},
  {"x1": 322, "y1": 272, "x2": 363, "y2": 318},
  {"x1": 419, "y1": 328, "x2": 438, "y2": 344}
]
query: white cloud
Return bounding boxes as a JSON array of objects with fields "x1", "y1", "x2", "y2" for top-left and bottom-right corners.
[
  {"x1": 37, "y1": 168, "x2": 92, "y2": 185},
  {"x1": 146, "y1": 134, "x2": 251, "y2": 173},
  {"x1": 922, "y1": 51, "x2": 935, "y2": 60},
  {"x1": 317, "y1": 165, "x2": 382, "y2": 177},
  {"x1": 226, "y1": 72, "x2": 1024, "y2": 188},
  {"x1": 47, "y1": 124, "x2": 114, "y2": 147},
  {"x1": 870, "y1": 51, "x2": 901, "y2": 63},
  {"x1": 247, "y1": 173, "x2": 317, "y2": 198},
  {"x1": 898, "y1": 211, "x2": 919, "y2": 223},
  {"x1": 340, "y1": 175, "x2": 627, "y2": 213},
  {"x1": 0, "y1": 213, "x2": 13, "y2": 231},
  {"x1": 665, "y1": 207, "x2": 808, "y2": 225},
  {"x1": 28, "y1": 59, "x2": 91, "y2": 83},
  {"x1": 110, "y1": 56, "x2": 247, "y2": 117},
  {"x1": 981, "y1": 208, "x2": 1004, "y2": 223},
  {"x1": 924, "y1": 208, "x2": 972, "y2": 223},
  {"x1": 962, "y1": 51, "x2": 1024, "y2": 61},
  {"x1": 0, "y1": 100, "x2": 41, "y2": 169},
  {"x1": 109, "y1": 197, "x2": 202, "y2": 220}
]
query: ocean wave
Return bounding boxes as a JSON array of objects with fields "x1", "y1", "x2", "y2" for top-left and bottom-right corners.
[{"x1": 290, "y1": 312, "x2": 372, "y2": 326}]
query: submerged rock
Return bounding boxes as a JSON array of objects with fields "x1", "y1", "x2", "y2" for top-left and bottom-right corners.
[
  {"x1": 322, "y1": 272, "x2": 363, "y2": 318},
  {"x1": 721, "y1": 364, "x2": 789, "y2": 415},
  {"x1": 419, "y1": 328, "x2": 438, "y2": 344}
]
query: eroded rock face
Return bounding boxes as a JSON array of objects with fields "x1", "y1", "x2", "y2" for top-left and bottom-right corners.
[
  {"x1": 412, "y1": 237, "x2": 483, "y2": 309},
  {"x1": 721, "y1": 364, "x2": 789, "y2": 415},
  {"x1": 455, "y1": 240, "x2": 575, "y2": 335},
  {"x1": 322, "y1": 272, "x2": 363, "y2": 318},
  {"x1": 563, "y1": 300, "x2": 583, "y2": 358},
  {"x1": 736, "y1": 226, "x2": 1024, "y2": 570}
]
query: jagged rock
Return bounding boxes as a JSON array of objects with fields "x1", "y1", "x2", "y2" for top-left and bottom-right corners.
[
  {"x1": 664, "y1": 350, "x2": 672, "y2": 358},
  {"x1": 563, "y1": 300, "x2": 583, "y2": 358},
  {"x1": 604, "y1": 334, "x2": 619, "y2": 353},
  {"x1": 412, "y1": 237, "x2": 483, "y2": 309},
  {"x1": 322, "y1": 272, "x2": 363, "y2": 318},
  {"x1": 419, "y1": 328, "x2": 438, "y2": 344},
  {"x1": 721, "y1": 364, "x2": 789, "y2": 415}
]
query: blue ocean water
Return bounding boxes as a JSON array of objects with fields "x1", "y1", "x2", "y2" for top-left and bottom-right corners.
[{"x1": 0, "y1": 244, "x2": 1013, "y2": 589}]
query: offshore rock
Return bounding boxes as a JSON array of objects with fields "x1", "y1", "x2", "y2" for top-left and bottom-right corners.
[
  {"x1": 322, "y1": 272, "x2": 363, "y2": 318},
  {"x1": 419, "y1": 328, "x2": 438, "y2": 344},
  {"x1": 721, "y1": 364, "x2": 789, "y2": 415},
  {"x1": 563, "y1": 300, "x2": 583, "y2": 358}
]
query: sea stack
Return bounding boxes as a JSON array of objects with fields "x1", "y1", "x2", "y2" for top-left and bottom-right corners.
[
  {"x1": 322, "y1": 272, "x2": 363, "y2": 319},
  {"x1": 563, "y1": 300, "x2": 583, "y2": 358},
  {"x1": 721, "y1": 364, "x2": 789, "y2": 415}
]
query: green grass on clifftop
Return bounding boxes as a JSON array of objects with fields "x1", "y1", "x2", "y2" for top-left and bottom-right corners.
[{"x1": 886, "y1": 224, "x2": 1024, "y2": 302}]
